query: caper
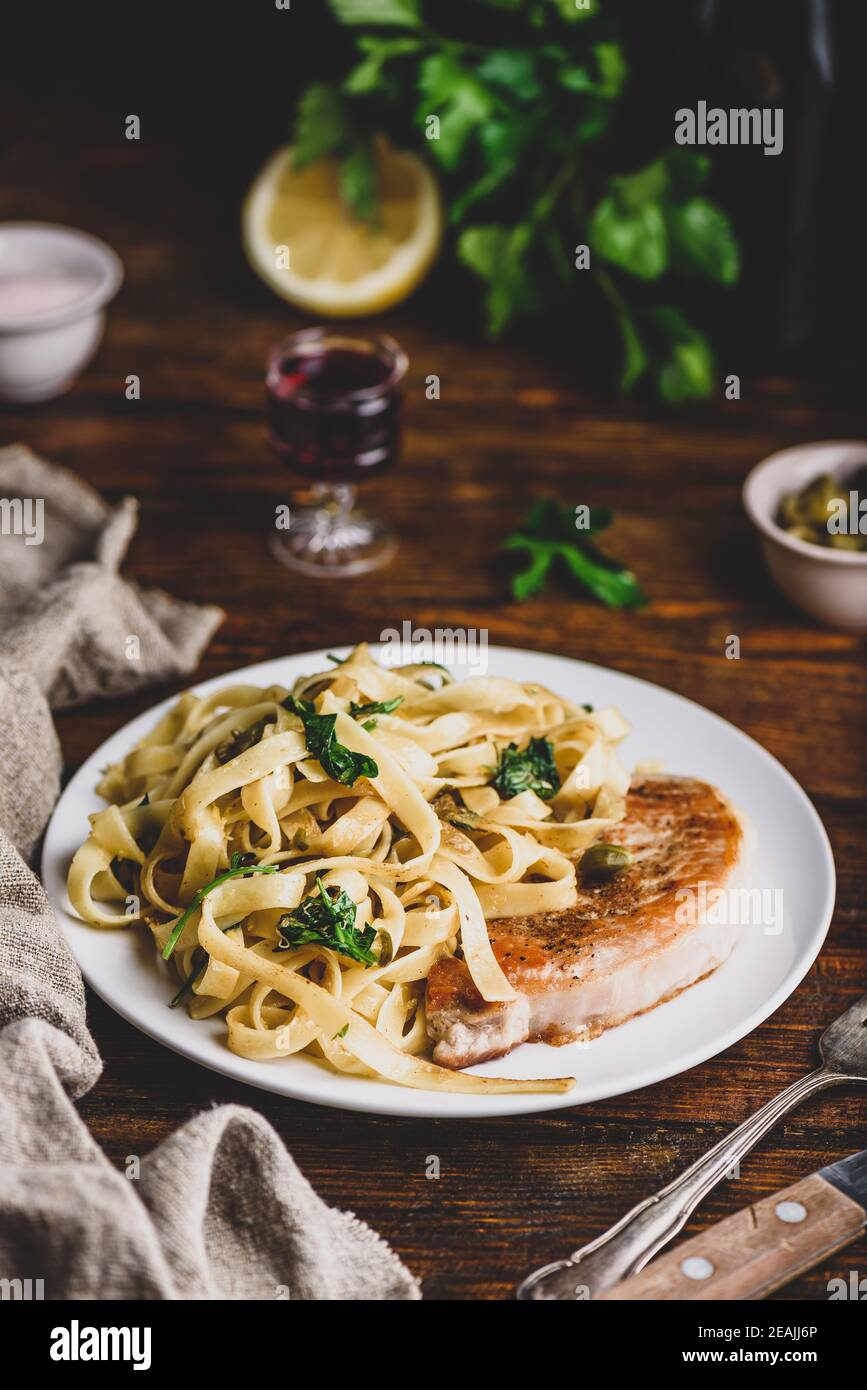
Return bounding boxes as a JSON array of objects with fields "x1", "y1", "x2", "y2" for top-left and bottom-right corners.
[
  {"x1": 801, "y1": 473, "x2": 838, "y2": 526},
  {"x1": 828, "y1": 532, "x2": 865, "y2": 551},
  {"x1": 787, "y1": 524, "x2": 820, "y2": 544},
  {"x1": 581, "y1": 843, "x2": 632, "y2": 884},
  {"x1": 780, "y1": 492, "x2": 810, "y2": 528}
]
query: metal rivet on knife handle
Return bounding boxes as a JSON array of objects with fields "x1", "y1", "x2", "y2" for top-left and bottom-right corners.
[{"x1": 597, "y1": 1173, "x2": 866, "y2": 1301}]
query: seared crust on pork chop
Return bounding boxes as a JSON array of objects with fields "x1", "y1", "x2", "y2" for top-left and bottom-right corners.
[{"x1": 425, "y1": 775, "x2": 747, "y2": 1069}]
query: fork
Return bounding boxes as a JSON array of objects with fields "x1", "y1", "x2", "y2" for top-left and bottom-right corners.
[{"x1": 517, "y1": 990, "x2": 867, "y2": 1300}]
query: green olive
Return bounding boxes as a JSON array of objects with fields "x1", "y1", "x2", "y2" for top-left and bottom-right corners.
[{"x1": 581, "y1": 843, "x2": 632, "y2": 884}]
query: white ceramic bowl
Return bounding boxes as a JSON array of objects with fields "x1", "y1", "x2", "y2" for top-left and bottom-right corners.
[
  {"x1": 0, "y1": 223, "x2": 123, "y2": 402},
  {"x1": 743, "y1": 440, "x2": 867, "y2": 632}
]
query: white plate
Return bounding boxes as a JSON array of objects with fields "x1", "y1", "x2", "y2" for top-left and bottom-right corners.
[{"x1": 42, "y1": 646, "x2": 835, "y2": 1119}]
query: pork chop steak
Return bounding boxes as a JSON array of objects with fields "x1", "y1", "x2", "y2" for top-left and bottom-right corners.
[{"x1": 426, "y1": 775, "x2": 750, "y2": 1069}]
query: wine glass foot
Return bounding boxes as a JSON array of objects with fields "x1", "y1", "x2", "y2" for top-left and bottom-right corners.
[{"x1": 269, "y1": 503, "x2": 396, "y2": 578}]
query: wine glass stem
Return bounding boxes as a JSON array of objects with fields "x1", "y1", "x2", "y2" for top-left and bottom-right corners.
[{"x1": 312, "y1": 481, "x2": 356, "y2": 527}]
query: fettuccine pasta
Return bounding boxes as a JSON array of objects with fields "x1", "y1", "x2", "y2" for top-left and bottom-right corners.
[{"x1": 68, "y1": 644, "x2": 631, "y2": 1095}]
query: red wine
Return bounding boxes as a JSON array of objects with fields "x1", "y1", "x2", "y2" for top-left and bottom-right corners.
[{"x1": 266, "y1": 334, "x2": 405, "y2": 482}]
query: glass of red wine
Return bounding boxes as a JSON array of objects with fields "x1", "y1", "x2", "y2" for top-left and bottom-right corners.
[{"x1": 266, "y1": 327, "x2": 407, "y2": 576}]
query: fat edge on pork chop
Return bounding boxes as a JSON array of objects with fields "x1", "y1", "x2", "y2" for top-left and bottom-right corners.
[{"x1": 425, "y1": 775, "x2": 751, "y2": 1069}]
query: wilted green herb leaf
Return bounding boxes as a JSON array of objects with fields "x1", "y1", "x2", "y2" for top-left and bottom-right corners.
[
  {"x1": 491, "y1": 737, "x2": 560, "y2": 801},
  {"x1": 162, "y1": 852, "x2": 278, "y2": 961},
  {"x1": 349, "y1": 696, "x2": 404, "y2": 718},
  {"x1": 215, "y1": 716, "x2": 274, "y2": 766},
  {"x1": 276, "y1": 875, "x2": 378, "y2": 965},
  {"x1": 169, "y1": 947, "x2": 207, "y2": 1008},
  {"x1": 431, "y1": 788, "x2": 481, "y2": 832},
  {"x1": 283, "y1": 696, "x2": 379, "y2": 786}
]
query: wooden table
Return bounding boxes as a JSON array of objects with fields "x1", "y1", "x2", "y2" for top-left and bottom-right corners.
[{"x1": 3, "y1": 77, "x2": 866, "y2": 1302}]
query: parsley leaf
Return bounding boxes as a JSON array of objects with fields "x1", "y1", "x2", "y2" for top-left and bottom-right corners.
[
  {"x1": 276, "y1": 876, "x2": 378, "y2": 966},
  {"x1": 457, "y1": 223, "x2": 539, "y2": 337},
  {"x1": 590, "y1": 149, "x2": 738, "y2": 287},
  {"x1": 416, "y1": 52, "x2": 497, "y2": 171},
  {"x1": 344, "y1": 35, "x2": 422, "y2": 95},
  {"x1": 503, "y1": 498, "x2": 646, "y2": 608},
  {"x1": 293, "y1": 84, "x2": 348, "y2": 168},
  {"x1": 491, "y1": 737, "x2": 560, "y2": 801},
  {"x1": 339, "y1": 140, "x2": 379, "y2": 223},
  {"x1": 283, "y1": 696, "x2": 379, "y2": 786},
  {"x1": 591, "y1": 196, "x2": 668, "y2": 280},
  {"x1": 667, "y1": 197, "x2": 739, "y2": 285},
  {"x1": 548, "y1": 0, "x2": 598, "y2": 19},
  {"x1": 648, "y1": 307, "x2": 716, "y2": 402},
  {"x1": 328, "y1": 0, "x2": 421, "y2": 26},
  {"x1": 292, "y1": 83, "x2": 378, "y2": 223},
  {"x1": 349, "y1": 696, "x2": 403, "y2": 718}
]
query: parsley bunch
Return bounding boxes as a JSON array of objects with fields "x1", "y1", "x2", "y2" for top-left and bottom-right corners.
[{"x1": 291, "y1": 0, "x2": 739, "y2": 401}]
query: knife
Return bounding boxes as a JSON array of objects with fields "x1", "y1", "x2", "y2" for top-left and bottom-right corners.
[{"x1": 597, "y1": 1150, "x2": 867, "y2": 1300}]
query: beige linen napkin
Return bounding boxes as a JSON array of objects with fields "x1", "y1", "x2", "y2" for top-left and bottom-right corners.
[{"x1": 0, "y1": 444, "x2": 420, "y2": 1300}]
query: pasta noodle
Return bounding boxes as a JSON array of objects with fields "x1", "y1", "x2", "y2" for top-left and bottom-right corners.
[{"x1": 68, "y1": 644, "x2": 632, "y2": 1095}]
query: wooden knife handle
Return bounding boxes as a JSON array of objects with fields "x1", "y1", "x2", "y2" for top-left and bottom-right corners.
[{"x1": 598, "y1": 1173, "x2": 866, "y2": 1301}]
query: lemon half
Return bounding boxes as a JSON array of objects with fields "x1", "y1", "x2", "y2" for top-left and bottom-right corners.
[{"x1": 242, "y1": 139, "x2": 442, "y2": 317}]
